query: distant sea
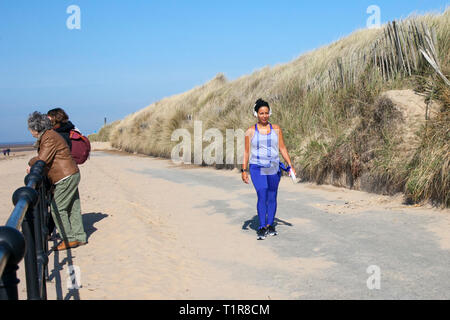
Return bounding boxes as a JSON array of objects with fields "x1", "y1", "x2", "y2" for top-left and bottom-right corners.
[
  {"x1": 0, "y1": 142, "x2": 35, "y2": 152},
  {"x1": 0, "y1": 142, "x2": 34, "y2": 148}
]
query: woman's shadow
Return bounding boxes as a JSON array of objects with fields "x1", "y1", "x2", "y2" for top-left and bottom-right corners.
[
  {"x1": 82, "y1": 212, "x2": 109, "y2": 241},
  {"x1": 242, "y1": 215, "x2": 293, "y2": 231},
  {"x1": 48, "y1": 212, "x2": 108, "y2": 300}
]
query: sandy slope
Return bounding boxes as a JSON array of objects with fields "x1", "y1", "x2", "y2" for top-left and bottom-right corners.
[{"x1": 0, "y1": 144, "x2": 448, "y2": 300}]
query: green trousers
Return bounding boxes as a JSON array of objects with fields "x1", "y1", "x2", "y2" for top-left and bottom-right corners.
[{"x1": 50, "y1": 172, "x2": 87, "y2": 243}]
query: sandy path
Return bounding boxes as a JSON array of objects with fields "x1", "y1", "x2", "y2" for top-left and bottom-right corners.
[{"x1": 0, "y1": 146, "x2": 449, "y2": 299}]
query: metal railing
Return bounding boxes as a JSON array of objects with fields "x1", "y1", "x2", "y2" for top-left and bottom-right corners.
[{"x1": 0, "y1": 160, "x2": 51, "y2": 300}]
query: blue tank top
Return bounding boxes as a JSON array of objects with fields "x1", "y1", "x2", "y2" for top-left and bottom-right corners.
[{"x1": 249, "y1": 123, "x2": 280, "y2": 174}]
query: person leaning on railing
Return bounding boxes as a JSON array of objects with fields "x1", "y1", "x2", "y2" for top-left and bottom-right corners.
[
  {"x1": 27, "y1": 111, "x2": 87, "y2": 251},
  {"x1": 47, "y1": 107, "x2": 76, "y2": 150},
  {"x1": 45, "y1": 107, "x2": 76, "y2": 240}
]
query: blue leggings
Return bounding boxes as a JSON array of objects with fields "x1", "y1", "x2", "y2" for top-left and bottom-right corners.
[{"x1": 249, "y1": 164, "x2": 281, "y2": 229}]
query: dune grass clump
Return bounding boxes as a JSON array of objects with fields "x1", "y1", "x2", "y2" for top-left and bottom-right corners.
[
  {"x1": 404, "y1": 82, "x2": 449, "y2": 206},
  {"x1": 89, "y1": 120, "x2": 121, "y2": 142}
]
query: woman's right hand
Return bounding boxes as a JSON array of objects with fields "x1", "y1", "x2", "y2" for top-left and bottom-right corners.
[{"x1": 242, "y1": 171, "x2": 249, "y2": 184}]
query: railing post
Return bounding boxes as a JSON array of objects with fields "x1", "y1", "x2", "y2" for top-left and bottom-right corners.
[
  {"x1": 34, "y1": 202, "x2": 48, "y2": 299},
  {"x1": 22, "y1": 206, "x2": 40, "y2": 300},
  {"x1": 25, "y1": 170, "x2": 48, "y2": 300},
  {"x1": 12, "y1": 186, "x2": 40, "y2": 300},
  {"x1": 0, "y1": 226, "x2": 26, "y2": 300},
  {"x1": 39, "y1": 182, "x2": 51, "y2": 282}
]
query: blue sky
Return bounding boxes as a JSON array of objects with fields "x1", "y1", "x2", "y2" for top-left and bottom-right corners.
[{"x1": 0, "y1": 0, "x2": 448, "y2": 142}]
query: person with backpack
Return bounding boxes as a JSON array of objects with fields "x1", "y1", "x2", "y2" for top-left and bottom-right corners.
[
  {"x1": 45, "y1": 108, "x2": 91, "y2": 241},
  {"x1": 27, "y1": 111, "x2": 87, "y2": 250},
  {"x1": 47, "y1": 108, "x2": 74, "y2": 149},
  {"x1": 241, "y1": 99, "x2": 296, "y2": 240},
  {"x1": 47, "y1": 108, "x2": 91, "y2": 165}
]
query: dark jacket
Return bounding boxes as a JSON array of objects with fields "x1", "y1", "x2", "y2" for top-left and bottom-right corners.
[
  {"x1": 54, "y1": 121, "x2": 75, "y2": 150},
  {"x1": 29, "y1": 129, "x2": 79, "y2": 184}
]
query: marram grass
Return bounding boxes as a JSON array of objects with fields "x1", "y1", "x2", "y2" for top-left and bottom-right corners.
[{"x1": 97, "y1": 8, "x2": 449, "y2": 207}]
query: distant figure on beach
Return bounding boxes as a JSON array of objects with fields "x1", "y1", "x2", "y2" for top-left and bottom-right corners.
[
  {"x1": 7, "y1": 148, "x2": 10, "y2": 156},
  {"x1": 27, "y1": 111, "x2": 87, "y2": 251},
  {"x1": 242, "y1": 99, "x2": 296, "y2": 240}
]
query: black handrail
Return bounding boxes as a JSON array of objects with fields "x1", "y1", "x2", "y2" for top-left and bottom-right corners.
[{"x1": 0, "y1": 160, "x2": 51, "y2": 300}]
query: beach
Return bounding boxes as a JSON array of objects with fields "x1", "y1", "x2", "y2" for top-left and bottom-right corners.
[{"x1": 0, "y1": 142, "x2": 449, "y2": 300}]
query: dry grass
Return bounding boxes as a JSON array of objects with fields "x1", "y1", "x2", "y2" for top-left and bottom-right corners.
[
  {"x1": 404, "y1": 83, "x2": 449, "y2": 207},
  {"x1": 89, "y1": 120, "x2": 121, "y2": 142},
  {"x1": 105, "y1": 8, "x2": 449, "y2": 207}
]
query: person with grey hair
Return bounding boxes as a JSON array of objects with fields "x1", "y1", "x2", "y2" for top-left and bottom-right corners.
[{"x1": 27, "y1": 111, "x2": 87, "y2": 251}]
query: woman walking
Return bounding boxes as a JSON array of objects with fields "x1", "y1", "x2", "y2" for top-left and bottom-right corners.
[
  {"x1": 27, "y1": 111, "x2": 87, "y2": 250},
  {"x1": 242, "y1": 99, "x2": 296, "y2": 240}
]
